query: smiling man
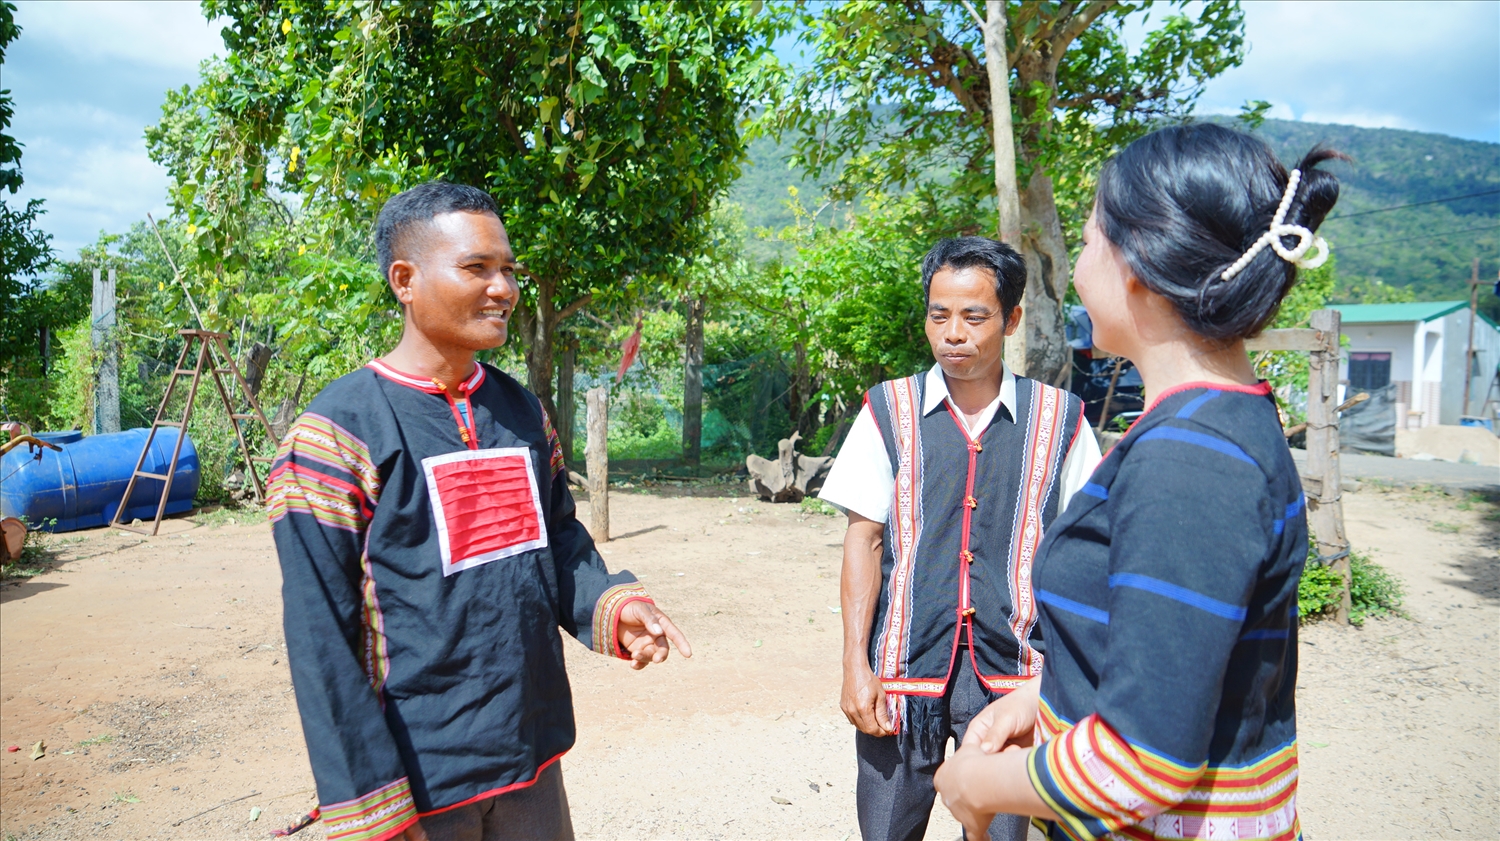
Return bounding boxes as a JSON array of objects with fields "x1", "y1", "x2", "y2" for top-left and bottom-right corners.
[
  {"x1": 267, "y1": 182, "x2": 690, "y2": 841},
  {"x1": 818, "y1": 236, "x2": 1100, "y2": 841}
]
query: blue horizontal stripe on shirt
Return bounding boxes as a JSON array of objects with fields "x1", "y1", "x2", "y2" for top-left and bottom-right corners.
[
  {"x1": 1136, "y1": 426, "x2": 1259, "y2": 467},
  {"x1": 1108, "y1": 572, "x2": 1249, "y2": 621},
  {"x1": 1080, "y1": 482, "x2": 1109, "y2": 500},
  {"x1": 1175, "y1": 390, "x2": 1221, "y2": 419},
  {"x1": 1286, "y1": 495, "x2": 1306, "y2": 518},
  {"x1": 1239, "y1": 629, "x2": 1289, "y2": 641},
  {"x1": 1036, "y1": 590, "x2": 1110, "y2": 625}
]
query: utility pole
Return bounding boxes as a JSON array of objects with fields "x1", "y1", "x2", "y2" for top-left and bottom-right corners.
[
  {"x1": 1462, "y1": 257, "x2": 1480, "y2": 416},
  {"x1": 91, "y1": 267, "x2": 120, "y2": 434}
]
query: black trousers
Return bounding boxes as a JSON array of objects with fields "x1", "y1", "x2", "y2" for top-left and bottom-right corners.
[
  {"x1": 418, "y1": 762, "x2": 574, "y2": 841},
  {"x1": 856, "y1": 665, "x2": 1032, "y2": 841}
]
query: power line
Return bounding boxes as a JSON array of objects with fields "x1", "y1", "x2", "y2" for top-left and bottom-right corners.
[
  {"x1": 1325, "y1": 188, "x2": 1500, "y2": 220},
  {"x1": 1344, "y1": 223, "x2": 1500, "y2": 248}
]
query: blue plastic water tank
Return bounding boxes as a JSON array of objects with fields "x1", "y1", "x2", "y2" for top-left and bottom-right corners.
[{"x1": 1, "y1": 428, "x2": 200, "y2": 532}]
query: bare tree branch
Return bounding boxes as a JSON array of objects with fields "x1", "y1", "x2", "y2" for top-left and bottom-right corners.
[
  {"x1": 1048, "y1": 1, "x2": 1117, "y2": 75},
  {"x1": 555, "y1": 292, "x2": 593, "y2": 323},
  {"x1": 958, "y1": 0, "x2": 985, "y2": 29}
]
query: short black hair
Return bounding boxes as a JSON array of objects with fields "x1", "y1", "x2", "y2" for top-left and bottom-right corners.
[
  {"x1": 1095, "y1": 123, "x2": 1343, "y2": 342},
  {"x1": 375, "y1": 181, "x2": 501, "y2": 280},
  {"x1": 920, "y1": 236, "x2": 1027, "y2": 318}
]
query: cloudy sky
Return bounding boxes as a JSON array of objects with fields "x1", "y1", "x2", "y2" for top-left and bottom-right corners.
[{"x1": 5, "y1": 0, "x2": 1498, "y2": 261}]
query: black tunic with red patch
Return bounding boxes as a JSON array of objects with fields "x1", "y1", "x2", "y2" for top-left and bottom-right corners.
[{"x1": 268, "y1": 360, "x2": 648, "y2": 841}]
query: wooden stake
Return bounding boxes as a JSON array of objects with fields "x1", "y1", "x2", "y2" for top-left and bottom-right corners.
[
  {"x1": 1305, "y1": 309, "x2": 1351, "y2": 624},
  {"x1": 585, "y1": 386, "x2": 609, "y2": 543}
]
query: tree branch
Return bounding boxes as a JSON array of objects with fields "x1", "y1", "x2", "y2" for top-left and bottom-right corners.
[
  {"x1": 555, "y1": 292, "x2": 593, "y2": 323},
  {"x1": 958, "y1": 0, "x2": 985, "y2": 29},
  {"x1": 1048, "y1": 1, "x2": 1117, "y2": 76}
]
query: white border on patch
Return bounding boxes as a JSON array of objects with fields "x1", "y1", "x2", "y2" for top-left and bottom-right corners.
[{"x1": 422, "y1": 446, "x2": 548, "y2": 577}]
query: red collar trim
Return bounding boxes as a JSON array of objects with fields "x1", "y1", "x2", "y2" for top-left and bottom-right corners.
[
  {"x1": 367, "y1": 359, "x2": 486, "y2": 395},
  {"x1": 1126, "y1": 379, "x2": 1272, "y2": 436}
]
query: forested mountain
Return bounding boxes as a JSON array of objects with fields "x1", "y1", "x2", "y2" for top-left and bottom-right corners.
[{"x1": 730, "y1": 118, "x2": 1499, "y2": 319}]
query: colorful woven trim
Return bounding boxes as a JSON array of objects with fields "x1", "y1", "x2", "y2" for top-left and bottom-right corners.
[
  {"x1": 1029, "y1": 707, "x2": 1300, "y2": 841},
  {"x1": 321, "y1": 777, "x2": 418, "y2": 841},
  {"x1": 268, "y1": 413, "x2": 380, "y2": 532},
  {"x1": 542, "y1": 408, "x2": 566, "y2": 477},
  {"x1": 592, "y1": 582, "x2": 652, "y2": 659},
  {"x1": 872, "y1": 375, "x2": 923, "y2": 734},
  {"x1": 1006, "y1": 380, "x2": 1064, "y2": 678},
  {"x1": 359, "y1": 541, "x2": 391, "y2": 698}
]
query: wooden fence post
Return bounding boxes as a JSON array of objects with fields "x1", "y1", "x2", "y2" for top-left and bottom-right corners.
[
  {"x1": 585, "y1": 386, "x2": 609, "y2": 543},
  {"x1": 1305, "y1": 309, "x2": 1351, "y2": 624}
]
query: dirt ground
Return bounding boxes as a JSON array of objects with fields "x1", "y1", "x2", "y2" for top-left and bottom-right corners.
[{"x1": 2, "y1": 482, "x2": 1496, "y2": 841}]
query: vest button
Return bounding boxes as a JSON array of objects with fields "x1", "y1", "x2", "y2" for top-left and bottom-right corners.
[
  {"x1": 966, "y1": 496, "x2": 978, "y2": 509},
  {"x1": 962, "y1": 607, "x2": 977, "y2": 617}
]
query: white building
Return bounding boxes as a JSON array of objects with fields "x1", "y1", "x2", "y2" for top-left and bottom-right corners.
[{"x1": 1332, "y1": 301, "x2": 1500, "y2": 428}]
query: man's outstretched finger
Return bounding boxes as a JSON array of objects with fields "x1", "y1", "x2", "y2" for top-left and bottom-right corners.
[{"x1": 654, "y1": 612, "x2": 693, "y2": 658}]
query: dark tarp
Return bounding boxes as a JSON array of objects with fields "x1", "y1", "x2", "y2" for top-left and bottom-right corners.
[{"x1": 1340, "y1": 383, "x2": 1396, "y2": 457}]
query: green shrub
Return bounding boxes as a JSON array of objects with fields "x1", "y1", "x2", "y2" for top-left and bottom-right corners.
[{"x1": 1297, "y1": 546, "x2": 1405, "y2": 626}]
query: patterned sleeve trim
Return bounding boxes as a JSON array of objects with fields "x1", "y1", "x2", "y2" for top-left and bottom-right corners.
[
  {"x1": 268, "y1": 413, "x2": 381, "y2": 532},
  {"x1": 1027, "y1": 707, "x2": 1205, "y2": 841},
  {"x1": 540, "y1": 407, "x2": 567, "y2": 477},
  {"x1": 592, "y1": 582, "x2": 654, "y2": 659},
  {"x1": 321, "y1": 776, "x2": 418, "y2": 841}
]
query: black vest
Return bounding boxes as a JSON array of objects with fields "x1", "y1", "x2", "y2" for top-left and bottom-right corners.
[{"x1": 866, "y1": 372, "x2": 1085, "y2": 732}]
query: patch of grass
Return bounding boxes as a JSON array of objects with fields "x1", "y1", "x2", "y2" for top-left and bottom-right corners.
[
  {"x1": 1428, "y1": 521, "x2": 1461, "y2": 534},
  {"x1": 191, "y1": 505, "x2": 266, "y2": 528},
  {"x1": 799, "y1": 497, "x2": 839, "y2": 517},
  {"x1": 111, "y1": 791, "x2": 141, "y2": 804},
  {"x1": 77, "y1": 734, "x2": 114, "y2": 747},
  {"x1": 1298, "y1": 547, "x2": 1406, "y2": 626}
]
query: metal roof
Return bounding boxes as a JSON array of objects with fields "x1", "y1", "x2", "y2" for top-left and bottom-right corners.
[{"x1": 1330, "y1": 301, "x2": 1470, "y2": 324}]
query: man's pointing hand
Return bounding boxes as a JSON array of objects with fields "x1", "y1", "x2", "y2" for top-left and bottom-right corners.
[{"x1": 617, "y1": 600, "x2": 692, "y2": 670}]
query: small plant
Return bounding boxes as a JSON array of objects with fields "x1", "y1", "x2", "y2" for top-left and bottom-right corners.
[
  {"x1": 111, "y1": 791, "x2": 141, "y2": 804},
  {"x1": 1297, "y1": 545, "x2": 1405, "y2": 626},
  {"x1": 77, "y1": 734, "x2": 114, "y2": 747},
  {"x1": 799, "y1": 497, "x2": 838, "y2": 517},
  {"x1": 1428, "y1": 521, "x2": 1461, "y2": 534}
]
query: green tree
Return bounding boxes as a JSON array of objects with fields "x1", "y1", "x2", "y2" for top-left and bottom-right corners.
[
  {"x1": 0, "y1": 0, "x2": 61, "y2": 394},
  {"x1": 151, "y1": 0, "x2": 776, "y2": 419},
  {"x1": 760, "y1": 0, "x2": 1247, "y2": 384}
]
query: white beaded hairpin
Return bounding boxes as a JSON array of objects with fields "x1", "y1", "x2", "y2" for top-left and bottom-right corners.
[{"x1": 1220, "y1": 169, "x2": 1330, "y2": 281}]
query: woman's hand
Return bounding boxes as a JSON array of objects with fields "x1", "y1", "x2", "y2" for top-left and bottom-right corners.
[{"x1": 962, "y1": 675, "x2": 1041, "y2": 754}]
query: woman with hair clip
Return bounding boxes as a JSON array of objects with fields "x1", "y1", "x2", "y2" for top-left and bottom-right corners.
[{"x1": 932, "y1": 122, "x2": 1341, "y2": 841}]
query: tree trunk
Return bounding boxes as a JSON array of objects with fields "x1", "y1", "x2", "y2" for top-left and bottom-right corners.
[
  {"x1": 1018, "y1": 168, "x2": 1073, "y2": 385},
  {"x1": 984, "y1": 1, "x2": 1022, "y2": 245},
  {"x1": 525, "y1": 274, "x2": 558, "y2": 420},
  {"x1": 557, "y1": 334, "x2": 577, "y2": 466},
  {"x1": 585, "y1": 386, "x2": 609, "y2": 542},
  {"x1": 682, "y1": 294, "x2": 705, "y2": 466}
]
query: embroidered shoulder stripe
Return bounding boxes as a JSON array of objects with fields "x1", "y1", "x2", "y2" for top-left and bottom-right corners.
[
  {"x1": 1175, "y1": 390, "x2": 1222, "y2": 419},
  {"x1": 1286, "y1": 495, "x2": 1305, "y2": 518},
  {"x1": 592, "y1": 582, "x2": 652, "y2": 659},
  {"x1": 1007, "y1": 380, "x2": 1067, "y2": 676},
  {"x1": 268, "y1": 414, "x2": 380, "y2": 532},
  {"x1": 1080, "y1": 482, "x2": 1109, "y2": 500},
  {"x1": 1137, "y1": 426, "x2": 1259, "y2": 468},
  {"x1": 321, "y1": 777, "x2": 418, "y2": 841},
  {"x1": 873, "y1": 376, "x2": 924, "y2": 720},
  {"x1": 541, "y1": 407, "x2": 566, "y2": 477},
  {"x1": 1108, "y1": 573, "x2": 1248, "y2": 621},
  {"x1": 1037, "y1": 590, "x2": 1110, "y2": 625}
]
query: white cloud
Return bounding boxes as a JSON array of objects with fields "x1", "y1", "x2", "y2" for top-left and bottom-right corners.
[
  {"x1": 13, "y1": 0, "x2": 223, "y2": 71},
  {"x1": 1191, "y1": 0, "x2": 1499, "y2": 142},
  {"x1": 14, "y1": 133, "x2": 171, "y2": 257}
]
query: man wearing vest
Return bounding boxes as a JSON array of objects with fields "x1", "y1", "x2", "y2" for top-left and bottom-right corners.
[{"x1": 819, "y1": 237, "x2": 1102, "y2": 841}]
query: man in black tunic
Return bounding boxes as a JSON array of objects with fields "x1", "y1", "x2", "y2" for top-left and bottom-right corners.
[
  {"x1": 268, "y1": 182, "x2": 690, "y2": 841},
  {"x1": 819, "y1": 237, "x2": 1099, "y2": 841}
]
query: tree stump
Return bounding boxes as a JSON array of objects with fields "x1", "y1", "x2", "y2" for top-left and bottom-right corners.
[{"x1": 746, "y1": 431, "x2": 835, "y2": 503}]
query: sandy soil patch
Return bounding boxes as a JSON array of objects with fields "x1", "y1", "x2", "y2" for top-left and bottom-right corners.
[{"x1": 2, "y1": 485, "x2": 1495, "y2": 840}]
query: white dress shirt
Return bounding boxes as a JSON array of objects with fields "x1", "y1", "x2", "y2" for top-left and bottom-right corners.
[{"x1": 819, "y1": 363, "x2": 1103, "y2": 523}]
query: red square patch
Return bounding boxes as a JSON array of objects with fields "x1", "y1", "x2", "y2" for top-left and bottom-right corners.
[{"x1": 422, "y1": 447, "x2": 547, "y2": 576}]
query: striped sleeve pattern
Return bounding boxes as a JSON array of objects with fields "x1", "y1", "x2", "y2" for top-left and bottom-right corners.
[
  {"x1": 541, "y1": 408, "x2": 566, "y2": 476},
  {"x1": 321, "y1": 776, "x2": 418, "y2": 841},
  {"x1": 591, "y1": 582, "x2": 653, "y2": 658},
  {"x1": 1029, "y1": 702, "x2": 1302, "y2": 841},
  {"x1": 268, "y1": 413, "x2": 381, "y2": 532}
]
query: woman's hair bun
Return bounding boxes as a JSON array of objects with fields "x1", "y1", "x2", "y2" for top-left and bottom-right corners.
[{"x1": 1095, "y1": 123, "x2": 1347, "y2": 342}]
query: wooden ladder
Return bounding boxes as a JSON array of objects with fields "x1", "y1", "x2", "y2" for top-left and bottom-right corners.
[{"x1": 109, "y1": 329, "x2": 278, "y2": 536}]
